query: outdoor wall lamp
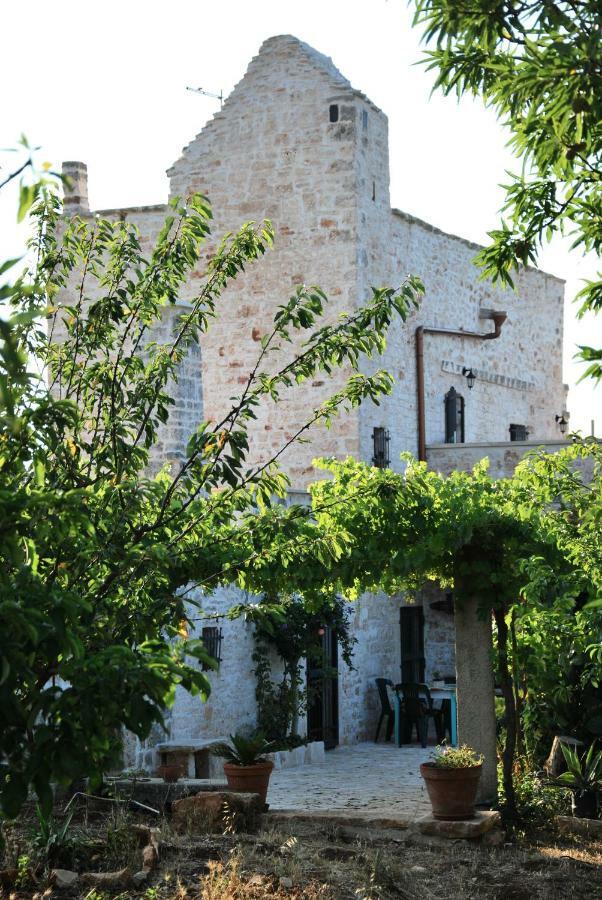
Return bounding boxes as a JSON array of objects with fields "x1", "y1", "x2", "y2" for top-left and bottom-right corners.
[
  {"x1": 555, "y1": 414, "x2": 568, "y2": 435},
  {"x1": 462, "y1": 367, "x2": 476, "y2": 390}
]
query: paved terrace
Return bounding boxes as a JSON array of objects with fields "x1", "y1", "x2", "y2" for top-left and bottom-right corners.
[{"x1": 267, "y1": 742, "x2": 432, "y2": 822}]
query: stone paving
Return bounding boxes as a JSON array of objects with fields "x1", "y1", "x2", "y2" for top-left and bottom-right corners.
[{"x1": 267, "y1": 742, "x2": 432, "y2": 822}]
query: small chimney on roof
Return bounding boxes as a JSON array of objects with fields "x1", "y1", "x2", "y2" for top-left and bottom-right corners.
[{"x1": 62, "y1": 161, "x2": 89, "y2": 212}]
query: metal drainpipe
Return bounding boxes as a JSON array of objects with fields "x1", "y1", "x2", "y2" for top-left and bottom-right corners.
[{"x1": 416, "y1": 311, "x2": 507, "y2": 462}]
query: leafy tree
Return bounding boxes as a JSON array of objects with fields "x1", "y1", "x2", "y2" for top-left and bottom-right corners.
[
  {"x1": 0, "y1": 150, "x2": 424, "y2": 819},
  {"x1": 412, "y1": 0, "x2": 602, "y2": 378},
  {"x1": 232, "y1": 442, "x2": 602, "y2": 818}
]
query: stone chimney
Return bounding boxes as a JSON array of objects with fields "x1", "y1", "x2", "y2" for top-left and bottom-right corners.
[{"x1": 62, "y1": 161, "x2": 89, "y2": 212}]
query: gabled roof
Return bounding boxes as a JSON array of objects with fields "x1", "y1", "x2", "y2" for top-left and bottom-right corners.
[{"x1": 168, "y1": 34, "x2": 382, "y2": 176}]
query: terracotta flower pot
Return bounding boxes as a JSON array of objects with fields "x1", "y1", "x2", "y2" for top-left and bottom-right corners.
[
  {"x1": 420, "y1": 763, "x2": 482, "y2": 820},
  {"x1": 572, "y1": 790, "x2": 598, "y2": 819},
  {"x1": 223, "y1": 761, "x2": 274, "y2": 804},
  {"x1": 156, "y1": 763, "x2": 183, "y2": 783}
]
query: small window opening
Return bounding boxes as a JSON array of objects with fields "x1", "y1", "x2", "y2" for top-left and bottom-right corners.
[
  {"x1": 444, "y1": 387, "x2": 465, "y2": 443},
  {"x1": 372, "y1": 427, "x2": 390, "y2": 468},
  {"x1": 329, "y1": 104, "x2": 339, "y2": 123},
  {"x1": 201, "y1": 625, "x2": 223, "y2": 671},
  {"x1": 362, "y1": 110, "x2": 368, "y2": 131},
  {"x1": 372, "y1": 180, "x2": 376, "y2": 201},
  {"x1": 509, "y1": 423, "x2": 529, "y2": 441}
]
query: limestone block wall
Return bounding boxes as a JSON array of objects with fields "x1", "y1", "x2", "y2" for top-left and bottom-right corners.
[
  {"x1": 53, "y1": 203, "x2": 203, "y2": 468},
  {"x1": 416, "y1": 586, "x2": 456, "y2": 682},
  {"x1": 426, "y1": 439, "x2": 572, "y2": 478},
  {"x1": 168, "y1": 585, "x2": 258, "y2": 742},
  {"x1": 337, "y1": 593, "x2": 401, "y2": 744},
  {"x1": 358, "y1": 210, "x2": 566, "y2": 467},
  {"x1": 167, "y1": 35, "x2": 371, "y2": 489}
]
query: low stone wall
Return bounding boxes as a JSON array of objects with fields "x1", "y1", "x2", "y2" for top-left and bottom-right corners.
[
  {"x1": 426, "y1": 440, "x2": 571, "y2": 478},
  {"x1": 266, "y1": 741, "x2": 324, "y2": 770}
]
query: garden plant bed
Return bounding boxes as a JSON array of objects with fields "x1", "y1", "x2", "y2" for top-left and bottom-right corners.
[{"x1": 2, "y1": 800, "x2": 602, "y2": 899}]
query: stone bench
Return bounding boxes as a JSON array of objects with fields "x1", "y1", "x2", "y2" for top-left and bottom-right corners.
[{"x1": 155, "y1": 738, "x2": 228, "y2": 779}]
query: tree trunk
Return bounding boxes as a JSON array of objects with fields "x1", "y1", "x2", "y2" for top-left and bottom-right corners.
[
  {"x1": 510, "y1": 611, "x2": 524, "y2": 758},
  {"x1": 494, "y1": 606, "x2": 518, "y2": 819}
]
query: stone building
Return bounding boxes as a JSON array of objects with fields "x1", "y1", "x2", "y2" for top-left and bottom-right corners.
[{"x1": 60, "y1": 36, "x2": 569, "y2": 768}]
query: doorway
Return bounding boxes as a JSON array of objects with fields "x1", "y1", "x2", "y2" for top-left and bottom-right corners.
[
  {"x1": 307, "y1": 625, "x2": 339, "y2": 749},
  {"x1": 399, "y1": 606, "x2": 425, "y2": 683}
]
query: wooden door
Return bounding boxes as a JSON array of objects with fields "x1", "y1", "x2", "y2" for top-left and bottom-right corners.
[
  {"x1": 399, "y1": 606, "x2": 425, "y2": 683},
  {"x1": 307, "y1": 626, "x2": 339, "y2": 749}
]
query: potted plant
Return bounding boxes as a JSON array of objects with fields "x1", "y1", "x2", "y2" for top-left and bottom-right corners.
[
  {"x1": 555, "y1": 742, "x2": 602, "y2": 818},
  {"x1": 432, "y1": 671, "x2": 445, "y2": 689},
  {"x1": 210, "y1": 734, "x2": 276, "y2": 804},
  {"x1": 420, "y1": 744, "x2": 483, "y2": 820},
  {"x1": 156, "y1": 762, "x2": 183, "y2": 783}
]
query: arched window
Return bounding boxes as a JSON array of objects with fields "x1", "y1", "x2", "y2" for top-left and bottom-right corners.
[{"x1": 444, "y1": 387, "x2": 465, "y2": 443}]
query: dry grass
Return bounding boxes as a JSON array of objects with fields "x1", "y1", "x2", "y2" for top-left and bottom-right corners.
[{"x1": 2, "y1": 803, "x2": 602, "y2": 899}]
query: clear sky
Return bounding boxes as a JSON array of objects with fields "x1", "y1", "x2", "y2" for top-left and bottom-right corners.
[{"x1": 2, "y1": 0, "x2": 600, "y2": 435}]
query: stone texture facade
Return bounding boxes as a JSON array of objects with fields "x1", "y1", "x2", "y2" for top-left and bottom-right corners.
[
  {"x1": 60, "y1": 35, "x2": 568, "y2": 756},
  {"x1": 426, "y1": 438, "x2": 570, "y2": 478}
]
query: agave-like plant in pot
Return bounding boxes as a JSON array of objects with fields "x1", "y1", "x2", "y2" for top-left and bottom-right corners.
[
  {"x1": 210, "y1": 734, "x2": 277, "y2": 804},
  {"x1": 556, "y1": 742, "x2": 602, "y2": 819}
]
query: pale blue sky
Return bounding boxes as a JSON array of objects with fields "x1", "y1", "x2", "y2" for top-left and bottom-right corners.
[{"x1": 2, "y1": 0, "x2": 599, "y2": 434}]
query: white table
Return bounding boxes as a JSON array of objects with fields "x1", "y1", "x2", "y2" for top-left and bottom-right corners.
[{"x1": 429, "y1": 686, "x2": 457, "y2": 746}]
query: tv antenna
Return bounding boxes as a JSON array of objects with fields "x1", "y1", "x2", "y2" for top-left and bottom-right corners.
[{"x1": 186, "y1": 86, "x2": 224, "y2": 107}]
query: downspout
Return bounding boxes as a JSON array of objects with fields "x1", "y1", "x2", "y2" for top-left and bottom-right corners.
[{"x1": 416, "y1": 310, "x2": 507, "y2": 461}]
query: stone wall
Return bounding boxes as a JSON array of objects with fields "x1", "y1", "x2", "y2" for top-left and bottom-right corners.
[
  {"x1": 358, "y1": 209, "x2": 566, "y2": 468},
  {"x1": 167, "y1": 34, "x2": 369, "y2": 489},
  {"x1": 337, "y1": 593, "x2": 400, "y2": 743},
  {"x1": 58, "y1": 35, "x2": 568, "y2": 485},
  {"x1": 169, "y1": 585, "x2": 258, "y2": 742},
  {"x1": 54, "y1": 202, "x2": 203, "y2": 470},
  {"x1": 426, "y1": 439, "x2": 572, "y2": 479},
  {"x1": 418, "y1": 586, "x2": 456, "y2": 683}
]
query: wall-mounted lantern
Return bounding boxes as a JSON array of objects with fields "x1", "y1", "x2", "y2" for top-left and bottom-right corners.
[
  {"x1": 555, "y1": 414, "x2": 568, "y2": 435},
  {"x1": 462, "y1": 367, "x2": 476, "y2": 390}
]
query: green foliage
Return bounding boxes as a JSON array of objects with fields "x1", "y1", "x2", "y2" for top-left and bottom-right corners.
[
  {"x1": 210, "y1": 733, "x2": 276, "y2": 766},
  {"x1": 251, "y1": 594, "x2": 356, "y2": 742},
  {"x1": 29, "y1": 804, "x2": 76, "y2": 867},
  {"x1": 556, "y1": 741, "x2": 602, "y2": 793},
  {"x1": 412, "y1": 0, "x2": 602, "y2": 377},
  {"x1": 0, "y1": 144, "x2": 424, "y2": 818},
  {"x1": 15, "y1": 854, "x2": 31, "y2": 889},
  {"x1": 235, "y1": 443, "x2": 602, "y2": 817},
  {"x1": 430, "y1": 744, "x2": 483, "y2": 768},
  {"x1": 509, "y1": 597, "x2": 602, "y2": 758},
  {"x1": 501, "y1": 763, "x2": 569, "y2": 826}
]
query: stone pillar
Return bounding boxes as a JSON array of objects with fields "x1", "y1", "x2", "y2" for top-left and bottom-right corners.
[
  {"x1": 454, "y1": 598, "x2": 497, "y2": 804},
  {"x1": 62, "y1": 161, "x2": 89, "y2": 212}
]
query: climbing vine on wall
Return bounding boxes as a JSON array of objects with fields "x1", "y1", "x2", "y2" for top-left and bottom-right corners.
[{"x1": 251, "y1": 595, "x2": 356, "y2": 745}]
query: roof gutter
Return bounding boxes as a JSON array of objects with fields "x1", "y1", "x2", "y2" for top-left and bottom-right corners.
[{"x1": 416, "y1": 309, "x2": 507, "y2": 461}]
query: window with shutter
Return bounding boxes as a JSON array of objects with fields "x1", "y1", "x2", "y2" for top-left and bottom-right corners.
[
  {"x1": 444, "y1": 387, "x2": 465, "y2": 443},
  {"x1": 372, "y1": 427, "x2": 390, "y2": 468},
  {"x1": 201, "y1": 626, "x2": 222, "y2": 671},
  {"x1": 509, "y1": 423, "x2": 528, "y2": 441}
]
